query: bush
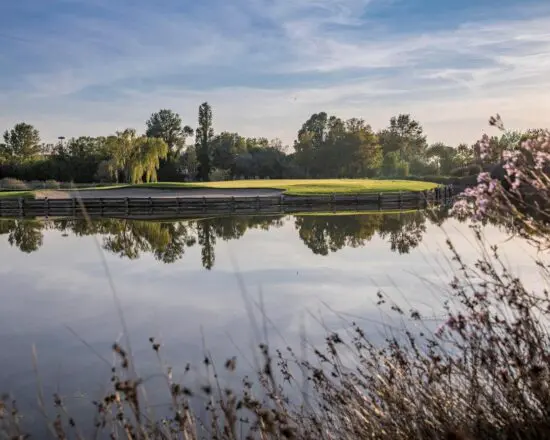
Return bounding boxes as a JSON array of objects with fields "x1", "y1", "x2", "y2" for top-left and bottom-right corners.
[
  {"x1": 44, "y1": 179, "x2": 61, "y2": 189},
  {"x1": 394, "y1": 160, "x2": 409, "y2": 177},
  {"x1": 209, "y1": 168, "x2": 231, "y2": 181},
  {"x1": 409, "y1": 157, "x2": 439, "y2": 176},
  {"x1": 450, "y1": 164, "x2": 482, "y2": 177},
  {"x1": 0, "y1": 177, "x2": 27, "y2": 190}
]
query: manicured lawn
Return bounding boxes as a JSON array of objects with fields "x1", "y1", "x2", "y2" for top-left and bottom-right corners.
[
  {"x1": 0, "y1": 191, "x2": 35, "y2": 198},
  {"x1": 130, "y1": 179, "x2": 438, "y2": 196}
]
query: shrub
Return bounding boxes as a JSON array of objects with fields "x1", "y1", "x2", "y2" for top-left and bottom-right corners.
[
  {"x1": 209, "y1": 167, "x2": 231, "y2": 181},
  {"x1": 453, "y1": 114, "x2": 550, "y2": 249},
  {"x1": 394, "y1": 160, "x2": 409, "y2": 177},
  {"x1": 450, "y1": 164, "x2": 482, "y2": 177},
  {"x1": 44, "y1": 179, "x2": 60, "y2": 189},
  {"x1": 0, "y1": 177, "x2": 27, "y2": 190}
]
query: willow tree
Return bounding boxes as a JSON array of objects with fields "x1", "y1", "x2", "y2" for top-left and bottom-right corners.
[{"x1": 106, "y1": 129, "x2": 168, "y2": 183}]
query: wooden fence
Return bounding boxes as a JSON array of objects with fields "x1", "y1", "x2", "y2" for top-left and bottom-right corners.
[{"x1": 0, "y1": 186, "x2": 454, "y2": 218}]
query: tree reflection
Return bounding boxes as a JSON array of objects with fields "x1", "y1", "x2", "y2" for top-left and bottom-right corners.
[
  {"x1": 294, "y1": 214, "x2": 382, "y2": 256},
  {"x1": 295, "y1": 210, "x2": 437, "y2": 256},
  {"x1": 0, "y1": 210, "x2": 449, "y2": 267},
  {"x1": 0, "y1": 219, "x2": 43, "y2": 253},
  {"x1": 378, "y1": 211, "x2": 427, "y2": 254}
]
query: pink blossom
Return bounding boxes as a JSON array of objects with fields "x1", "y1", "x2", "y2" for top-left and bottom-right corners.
[
  {"x1": 453, "y1": 121, "x2": 549, "y2": 249},
  {"x1": 477, "y1": 172, "x2": 491, "y2": 184}
]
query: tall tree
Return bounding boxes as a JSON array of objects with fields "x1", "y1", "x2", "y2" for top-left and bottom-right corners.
[
  {"x1": 195, "y1": 102, "x2": 214, "y2": 181},
  {"x1": 1, "y1": 123, "x2": 42, "y2": 161},
  {"x1": 455, "y1": 143, "x2": 474, "y2": 167},
  {"x1": 210, "y1": 132, "x2": 247, "y2": 172},
  {"x1": 378, "y1": 114, "x2": 426, "y2": 161},
  {"x1": 426, "y1": 142, "x2": 457, "y2": 175},
  {"x1": 338, "y1": 119, "x2": 383, "y2": 177},
  {"x1": 145, "y1": 109, "x2": 193, "y2": 160},
  {"x1": 297, "y1": 112, "x2": 329, "y2": 150},
  {"x1": 294, "y1": 112, "x2": 332, "y2": 177}
]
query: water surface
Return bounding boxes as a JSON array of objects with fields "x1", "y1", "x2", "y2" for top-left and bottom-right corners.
[{"x1": 0, "y1": 210, "x2": 540, "y2": 432}]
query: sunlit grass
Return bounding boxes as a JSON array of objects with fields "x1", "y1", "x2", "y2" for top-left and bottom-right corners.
[
  {"x1": 0, "y1": 191, "x2": 35, "y2": 198},
  {"x1": 123, "y1": 179, "x2": 438, "y2": 195}
]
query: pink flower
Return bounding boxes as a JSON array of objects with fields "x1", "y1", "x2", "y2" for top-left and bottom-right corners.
[{"x1": 477, "y1": 172, "x2": 491, "y2": 184}]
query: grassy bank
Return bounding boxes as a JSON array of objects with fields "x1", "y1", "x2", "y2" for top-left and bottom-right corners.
[
  {"x1": 0, "y1": 179, "x2": 439, "y2": 198},
  {"x1": 111, "y1": 179, "x2": 438, "y2": 196},
  {"x1": 0, "y1": 190, "x2": 35, "y2": 198}
]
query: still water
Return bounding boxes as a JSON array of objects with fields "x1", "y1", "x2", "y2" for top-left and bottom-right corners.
[{"x1": 0, "y1": 210, "x2": 540, "y2": 432}]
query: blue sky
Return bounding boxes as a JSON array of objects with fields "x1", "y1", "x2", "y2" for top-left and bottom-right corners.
[{"x1": 1, "y1": 0, "x2": 549, "y2": 145}]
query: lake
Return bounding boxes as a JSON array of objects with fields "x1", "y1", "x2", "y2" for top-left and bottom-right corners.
[{"x1": 0, "y1": 210, "x2": 541, "y2": 435}]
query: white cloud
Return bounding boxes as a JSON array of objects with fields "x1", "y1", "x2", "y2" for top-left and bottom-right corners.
[{"x1": 1, "y1": 1, "x2": 549, "y2": 146}]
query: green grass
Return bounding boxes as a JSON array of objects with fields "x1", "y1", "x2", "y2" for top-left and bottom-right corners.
[
  {"x1": 111, "y1": 179, "x2": 438, "y2": 196},
  {"x1": 0, "y1": 191, "x2": 35, "y2": 199},
  {"x1": 0, "y1": 179, "x2": 439, "y2": 198}
]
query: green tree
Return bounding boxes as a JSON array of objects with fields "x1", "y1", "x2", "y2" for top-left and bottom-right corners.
[
  {"x1": 1, "y1": 123, "x2": 42, "y2": 162},
  {"x1": 293, "y1": 131, "x2": 315, "y2": 177},
  {"x1": 294, "y1": 113, "x2": 384, "y2": 178},
  {"x1": 426, "y1": 142, "x2": 457, "y2": 175},
  {"x1": 340, "y1": 119, "x2": 383, "y2": 177},
  {"x1": 106, "y1": 129, "x2": 168, "y2": 183},
  {"x1": 210, "y1": 132, "x2": 247, "y2": 172},
  {"x1": 382, "y1": 151, "x2": 400, "y2": 176},
  {"x1": 52, "y1": 136, "x2": 109, "y2": 182},
  {"x1": 298, "y1": 112, "x2": 329, "y2": 149},
  {"x1": 195, "y1": 102, "x2": 214, "y2": 181},
  {"x1": 378, "y1": 114, "x2": 426, "y2": 161},
  {"x1": 180, "y1": 146, "x2": 198, "y2": 180},
  {"x1": 145, "y1": 109, "x2": 193, "y2": 160},
  {"x1": 455, "y1": 143, "x2": 474, "y2": 167}
]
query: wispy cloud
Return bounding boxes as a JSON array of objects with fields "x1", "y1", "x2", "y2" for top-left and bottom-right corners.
[{"x1": 0, "y1": 0, "x2": 549, "y2": 145}]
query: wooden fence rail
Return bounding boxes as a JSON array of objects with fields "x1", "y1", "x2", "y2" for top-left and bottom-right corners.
[{"x1": 0, "y1": 186, "x2": 455, "y2": 218}]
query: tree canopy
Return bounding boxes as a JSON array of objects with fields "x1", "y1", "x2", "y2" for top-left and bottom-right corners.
[
  {"x1": 145, "y1": 109, "x2": 193, "y2": 160},
  {"x1": 1, "y1": 106, "x2": 530, "y2": 184},
  {"x1": 1, "y1": 123, "x2": 42, "y2": 161}
]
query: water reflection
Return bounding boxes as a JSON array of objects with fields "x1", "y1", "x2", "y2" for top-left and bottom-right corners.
[{"x1": 0, "y1": 209, "x2": 450, "y2": 268}]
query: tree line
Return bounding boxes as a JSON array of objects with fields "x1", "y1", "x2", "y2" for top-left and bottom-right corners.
[{"x1": 0, "y1": 103, "x2": 530, "y2": 184}]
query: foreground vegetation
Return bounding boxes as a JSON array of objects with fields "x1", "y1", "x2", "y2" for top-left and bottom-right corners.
[{"x1": 1, "y1": 117, "x2": 549, "y2": 439}]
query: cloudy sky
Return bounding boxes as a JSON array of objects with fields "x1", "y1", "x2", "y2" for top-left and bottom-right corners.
[{"x1": 1, "y1": 0, "x2": 549, "y2": 146}]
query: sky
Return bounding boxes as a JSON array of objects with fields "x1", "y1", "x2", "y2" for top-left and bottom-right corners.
[{"x1": 1, "y1": 0, "x2": 549, "y2": 146}]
